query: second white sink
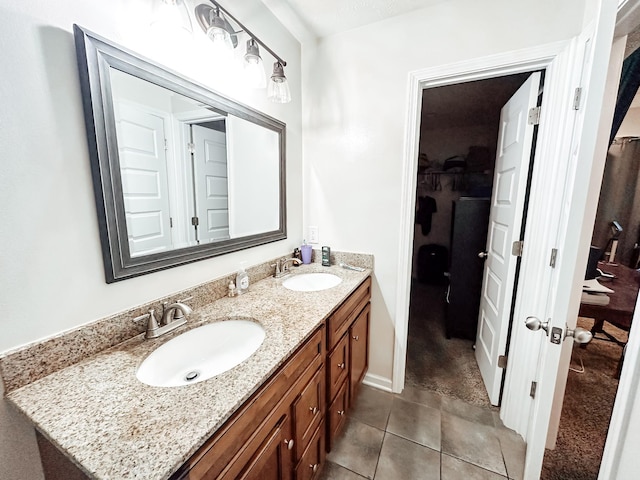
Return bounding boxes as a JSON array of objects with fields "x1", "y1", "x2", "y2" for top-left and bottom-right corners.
[
  {"x1": 282, "y1": 273, "x2": 342, "y2": 292},
  {"x1": 136, "y1": 319, "x2": 265, "y2": 387}
]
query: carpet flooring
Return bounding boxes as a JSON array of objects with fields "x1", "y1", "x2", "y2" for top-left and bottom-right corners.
[
  {"x1": 541, "y1": 317, "x2": 627, "y2": 480},
  {"x1": 406, "y1": 281, "x2": 626, "y2": 479}
]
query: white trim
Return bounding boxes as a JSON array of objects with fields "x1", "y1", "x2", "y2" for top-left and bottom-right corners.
[
  {"x1": 393, "y1": 40, "x2": 570, "y2": 394},
  {"x1": 363, "y1": 372, "x2": 393, "y2": 393}
]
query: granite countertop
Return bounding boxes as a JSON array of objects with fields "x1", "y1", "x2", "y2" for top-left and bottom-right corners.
[{"x1": 6, "y1": 263, "x2": 370, "y2": 480}]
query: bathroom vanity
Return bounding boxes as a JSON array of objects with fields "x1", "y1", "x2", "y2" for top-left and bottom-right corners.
[{"x1": 1, "y1": 262, "x2": 372, "y2": 480}]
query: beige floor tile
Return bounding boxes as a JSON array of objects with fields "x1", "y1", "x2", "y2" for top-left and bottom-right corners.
[
  {"x1": 374, "y1": 433, "x2": 440, "y2": 480},
  {"x1": 442, "y1": 454, "x2": 508, "y2": 479},
  {"x1": 441, "y1": 411, "x2": 507, "y2": 476},
  {"x1": 327, "y1": 418, "x2": 385, "y2": 479},
  {"x1": 319, "y1": 461, "x2": 368, "y2": 480},
  {"x1": 441, "y1": 396, "x2": 497, "y2": 427},
  {"x1": 398, "y1": 385, "x2": 443, "y2": 410},
  {"x1": 386, "y1": 397, "x2": 441, "y2": 450},
  {"x1": 350, "y1": 384, "x2": 394, "y2": 430},
  {"x1": 496, "y1": 427, "x2": 526, "y2": 480}
]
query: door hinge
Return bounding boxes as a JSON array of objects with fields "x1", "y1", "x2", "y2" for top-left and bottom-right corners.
[
  {"x1": 573, "y1": 87, "x2": 582, "y2": 110},
  {"x1": 549, "y1": 248, "x2": 558, "y2": 268},
  {"x1": 498, "y1": 355, "x2": 508, "y2": 369},
  {"x1": 191, "y1": 216, "x2": 199, "y2": 226},
  {"x1": 530, "y1": 381, "x2": 537, "y2": 399},
  {"x1": 528, "y1": 106, "x2": 541, "y2": 125},
  {"x1": 164, "y1": 138, "x2": 169, "y2": 151},
  {"x1": 512, "y1": 241, "x2": 524, "y2": 257},
  {"x1": 187, "y1": 142, "x2": 195, "y2": 154},
  {"x1": 169, "y1": 217, "x2": 173, "y2": 228}
]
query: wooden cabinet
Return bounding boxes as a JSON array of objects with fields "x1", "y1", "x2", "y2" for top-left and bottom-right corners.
[
  {"x1": 325, "y1": 277, "x2": 371, "y2": 451},
  {"x1": 175, "y1": 327, "x2": 325, "y2": 480}
]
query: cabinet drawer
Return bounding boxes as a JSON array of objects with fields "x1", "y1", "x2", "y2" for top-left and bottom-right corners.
[
  {"x1": 327, "y1": 334, "x2": 349, "y2": 403},
  {"x1": 295, "y1": 423, "x2": 325, "y2": 480},
  {"x1": 327, "y1": 277, "x2": 371, "y2": 350},
  {"x1": 327, "y1": 379, "x2": 348, "y2": 452},
  {"x1": 350, "y1": 303, "x2": 370, "y2": 402},
  {"x1": 293, "y1": 366, "x2": 324, "y2": 462}
]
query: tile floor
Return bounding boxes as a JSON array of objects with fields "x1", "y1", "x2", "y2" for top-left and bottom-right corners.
[{"x1": 320, "y1": 385, "x2": 525, "y2": 480}]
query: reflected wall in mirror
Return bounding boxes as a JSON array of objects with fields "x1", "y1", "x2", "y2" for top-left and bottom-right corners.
[{"x1": 74, "y1": 25, "x2": 286, "y2": 282}]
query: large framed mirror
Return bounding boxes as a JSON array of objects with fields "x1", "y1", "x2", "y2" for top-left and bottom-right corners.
[{"x1": 74, "y1": 25, "x2": 286, "y2": 283}]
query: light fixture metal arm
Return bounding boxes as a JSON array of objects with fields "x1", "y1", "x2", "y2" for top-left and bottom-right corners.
[{"x1": 207, "y1": 0, "x2": 287, "y2": 67}]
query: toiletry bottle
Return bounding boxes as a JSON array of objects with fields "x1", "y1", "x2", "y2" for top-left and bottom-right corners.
[
  {"x1": 293, "y1": 247, "x2": 302, "y2": 266},
  {"x1": 322, "y1": 246, "x2": 331, "y2": 266},
  {"x1": 228, "y1": 281, "x2": 237, "y2": 297},
  {"x1": 236, "y1": 262, "x2": 249, "y2": 294}
]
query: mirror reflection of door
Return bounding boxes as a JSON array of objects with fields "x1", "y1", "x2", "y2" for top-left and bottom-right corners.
[
  {"x1": 109, "y1": 67, "x2": 280, "y2": 260},
  {"x1": 191, "y1": 122, "x2": 230, "y2": 244},
  {"x1": 115, "y1": 101, "x2": 173, "y2": 257}
]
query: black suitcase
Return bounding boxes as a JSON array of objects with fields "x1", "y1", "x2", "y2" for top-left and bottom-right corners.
[{"x1": 417, "y1": 244, "x2": 448, "y2": 284}]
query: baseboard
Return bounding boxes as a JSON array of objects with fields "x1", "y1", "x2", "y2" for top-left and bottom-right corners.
[{"x1": 362, "y1": 372, "x2": 393, "y2": 392}]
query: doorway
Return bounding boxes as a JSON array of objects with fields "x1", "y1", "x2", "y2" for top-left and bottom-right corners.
[{"x1": 406, "y1": 73, "x2": 533, "y2": 408}]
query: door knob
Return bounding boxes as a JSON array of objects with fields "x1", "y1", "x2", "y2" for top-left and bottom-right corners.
[
  {"x1": 525, "y1": 316, "x2": 549, "y2": 335},
  {"x1": 478, "y1": 251, "x2": 488, "y2": 259},
  {"x1": 565, "y1": 326, "x2": 593, "y2": 344}
]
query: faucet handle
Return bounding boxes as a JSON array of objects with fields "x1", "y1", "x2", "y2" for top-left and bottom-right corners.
[{"x1": 134, "y1": 309, "x2": 160, "y2": 338}]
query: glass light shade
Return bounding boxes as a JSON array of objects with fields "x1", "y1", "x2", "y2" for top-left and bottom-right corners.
[
  {"x1": 150, "y1": 0, "x2": 193, "y2": 36},
  {"x1": 268, "y1": 62, "x2": 291, "y2": 104},
  {"x1": 207, "y1": 25, "x2": 234, "y2": 64},
  {"x1": 244, "y1": 40, "x2": 266, "y2": 89}
]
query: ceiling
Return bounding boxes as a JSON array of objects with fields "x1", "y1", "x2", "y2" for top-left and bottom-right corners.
[
  {"x1": 422, "y1": 73, "x2": 531, "y2": 130},
  {"x1": 262, "y1": 0, "x2": 448, "y2": 40}
]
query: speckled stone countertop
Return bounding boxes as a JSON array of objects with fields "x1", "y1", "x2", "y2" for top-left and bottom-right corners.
[{"x1": 6, "y1": 263, "x2": 371, "y2": 480}]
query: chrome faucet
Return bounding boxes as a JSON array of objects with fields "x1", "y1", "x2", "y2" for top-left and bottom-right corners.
[
  {"x1": 135, "y1": 300, "x2": 193, "y2": 339},
  {"x1": 272, "y1": 257, "x2": 302, "y2": 278}
]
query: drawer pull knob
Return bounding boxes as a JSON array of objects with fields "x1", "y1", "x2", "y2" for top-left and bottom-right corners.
[
  {"x1": 338, "y1": 362, "x2": 345, "y2": 369},
  {"x1": 310, "y1": 463, "x2": 319, "y2": 472},
  {"x1": 353, "y1": 335, "x2": 359, "y2": 341},
  {"x1": 309, "y1": 406, "x2": 318, "y2": 414},
  {"x1": 338, "y1": 410, "x2": 345, "y2": 416},
  {"x1": 284, "y1": 439, "x2": 294, "y2": 450}
]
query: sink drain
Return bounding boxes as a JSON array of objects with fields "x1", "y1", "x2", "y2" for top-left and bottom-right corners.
[{"x1": 184, "y1": 371, "x2": 200, "y2": 382}]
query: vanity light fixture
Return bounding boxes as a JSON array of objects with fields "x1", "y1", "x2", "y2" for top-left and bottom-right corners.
[
  {"x1": 195, "y1": 1, "x2": 290, "y2": 103},
  {"x1": 151, "y1": 0, "x2": 193, "y2": 36},
  {"x1": 268, "y1": 61, "x2": 291, "y2": 103},
  {"x1": 244, "y1": 39, "x2": 267, "y2": 89}
]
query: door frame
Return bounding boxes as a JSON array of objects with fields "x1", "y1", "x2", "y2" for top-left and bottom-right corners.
[{"x1": 394, "y1": 39, "x2": 577, "y2": 400}]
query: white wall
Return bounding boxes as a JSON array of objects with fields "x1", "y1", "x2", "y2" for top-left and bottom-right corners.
[
  {"x1": 0, "y1": 0, "x2": 301, "y2": 478},
  {"x1": 301, "y1": 0, "x2": 586, "y2": 384},
  {"x1": 617, "y1": 106, "x2": 640, "y2": 136}
]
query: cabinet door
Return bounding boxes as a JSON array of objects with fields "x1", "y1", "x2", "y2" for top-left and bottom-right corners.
[
  {"x1": 349, "y1": 303, "x2": 370, "y2": 402},
  {"x1": 327, "y1": 334, "x2": 349, "y2": 403},
  {"x1": 235, "y1": 414, "x2": 293, "y2": 480},
  {"x1": 327, "y1": 379, "x2": 348, "y2": 452},
  {"x1": 293, "y1": 366, "x2": 324, "y2": 462}
]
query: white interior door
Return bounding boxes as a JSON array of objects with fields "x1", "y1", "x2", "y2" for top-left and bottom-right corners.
[
  {"x1": 476, "y1": 72, "x2": 541, "y2": 405},
  {"x1": 191, "y1": 124, "x2": 230, "y2": 243},
  {"x1": 115, "y1": 102, "x2": 173, "y2": 257}
]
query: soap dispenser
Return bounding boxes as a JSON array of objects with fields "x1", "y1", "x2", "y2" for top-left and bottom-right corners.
[{"x1": 236, "y1": 262, "x2": 250, "y2": 295}]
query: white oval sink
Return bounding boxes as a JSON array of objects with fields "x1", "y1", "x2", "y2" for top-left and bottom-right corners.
[
  {"x1": 136, "y1": 319, "x2": 265, "y2": 387},
  {"x1": 282, "y1": 273, "x2": 342, "y2": 292}
]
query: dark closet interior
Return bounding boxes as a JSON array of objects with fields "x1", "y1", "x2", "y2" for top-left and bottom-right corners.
[{"x1": 410, "y1": 73, "x2": 530, "y2": 355}]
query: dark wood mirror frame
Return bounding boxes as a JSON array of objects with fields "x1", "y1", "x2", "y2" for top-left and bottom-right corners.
[{"x1": 73, "y1": 25, "x2": 287, "y2": 283}]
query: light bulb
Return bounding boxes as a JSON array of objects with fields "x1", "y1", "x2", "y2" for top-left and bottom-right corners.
[
  {"x1": 268, "y1": 62, "x2": 291, "y2": 103},
  {"x1": 243, "y1": 40, "x2": 266, "y2": 89}
]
